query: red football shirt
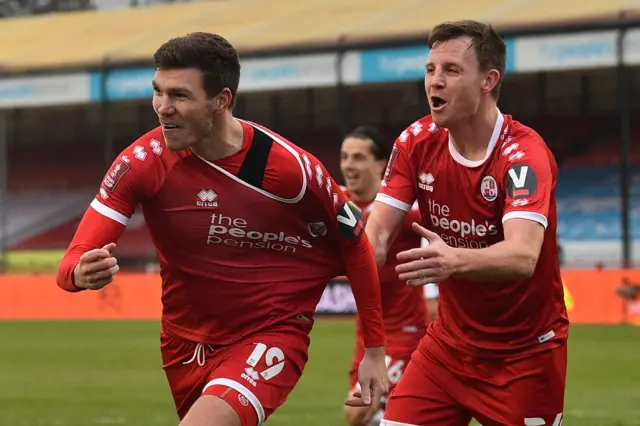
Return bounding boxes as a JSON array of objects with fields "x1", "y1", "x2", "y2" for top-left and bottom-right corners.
[
  {"x1": 346, "y1": 192, "x2": 428, "y2": 338},
  {"x1": 57, "y1": 120, "x2": 384, "y2": 347},
  {"x1": 377, "y1": 111, "x2": 568, "y2": 357}
]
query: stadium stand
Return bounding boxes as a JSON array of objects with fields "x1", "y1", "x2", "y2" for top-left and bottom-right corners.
[
  {"x1": 11, "y1": 208, "x2": 156, "y2": 259},
  {"x1": 0, "y1": 0, "x2": 639, "y2": 71},
  {"x1": 558, "y1": 166, "x2": 640, "y2": 241},
  {"x1": 2, "y1": 190, "x2": 95, "y2": 248},
  {"x1": 0, "y1": 0, "x2": 639, "y2": 269},
  {"x1": 5, "y1": 116, "x2": 639, "y2": 261}
]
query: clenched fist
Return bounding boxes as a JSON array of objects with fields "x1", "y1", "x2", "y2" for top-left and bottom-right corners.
[{"x1": 73, "y1": 243, "x2": 119, "y2": 290}]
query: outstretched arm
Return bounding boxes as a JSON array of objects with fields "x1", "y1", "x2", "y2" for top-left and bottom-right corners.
[
  {"x1": 396, "y1": 221, "x2": 544, "y2": 286},
  {"x1": 365, "y1": 201, "x2": 408, "y2": 269}
]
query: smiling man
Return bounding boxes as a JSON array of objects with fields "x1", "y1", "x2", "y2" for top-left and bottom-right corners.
[
  {"x1": 365, "y1": 20, "x2": 569, "y2": 426},
  {"x1": 339, "y1": 127, "x2": 430, "y2": 426},
  {"x1": 55, "y1": 32, "x2": 388, "y2": 426}
]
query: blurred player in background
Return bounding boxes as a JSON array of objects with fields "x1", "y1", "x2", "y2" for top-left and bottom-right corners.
[
  {"x1": 339, "y1": 126, "x2": 433, "y2": 426},
  {"x1": 56, "y1": 32, "x2": 388, "y2": 426},
  {"x1": 366, "y1": 20, "x2": 569, "y2": 426}
]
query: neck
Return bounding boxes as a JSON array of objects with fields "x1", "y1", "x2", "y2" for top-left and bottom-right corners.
[
  {"x1": 351, "y1": 183, "x2": 380, "y2": 203},
  {"x1": 449, "y1": 104, "x2": 499, "y2": 161},
  {"x1": 191, "y1": 113, "x2": 244, "y2": 161}
]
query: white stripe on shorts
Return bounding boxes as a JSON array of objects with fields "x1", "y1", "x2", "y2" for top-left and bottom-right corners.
[{"x1": 203, "y1": 377, "x2": 266, "y2": 425}]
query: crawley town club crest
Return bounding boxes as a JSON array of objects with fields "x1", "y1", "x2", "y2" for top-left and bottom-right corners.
[{"x1": 481, "y1": 175, "x2": 498, "y2": 202}]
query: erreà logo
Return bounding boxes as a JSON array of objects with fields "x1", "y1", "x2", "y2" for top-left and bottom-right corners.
[{"x1": 337, "y1": 201, "x2": 365, "y2": 239}]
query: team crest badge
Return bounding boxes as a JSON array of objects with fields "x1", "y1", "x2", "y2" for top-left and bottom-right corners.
[{"x1": 481, "y1": 175, "x2": 498, "y2": 202}]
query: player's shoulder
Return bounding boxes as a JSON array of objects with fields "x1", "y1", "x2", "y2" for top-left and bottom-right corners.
[
  {"x1": 293, "y1": 146, "x2": 345, "y2": 209},
  {"x1": 395, "y1": 115, "x2": 446, "y2": 150},
  {"x1": 500, "y1": 117, "x2": 550, "y2": 155},
  {"x1": 295, "y1": 146, "x2": 333, "y2": 194},
  {"x1": 244, "y1": 120, "x2": 310, "y2": 200},
  {"x1": 496, "y1": 116, "x2": 556, "y2": 169},
  {"x1": 102, "y1": 127, "x2": 176, "y2": 192},
  {"x1": 119, "y1": 126, "x2": 181, "y2": 170}
]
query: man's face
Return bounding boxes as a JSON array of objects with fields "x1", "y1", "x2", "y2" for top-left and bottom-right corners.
[
  {"x1": 340, "y1": 137, "x2": 386, "y2": 198},
  {"x1": 152, "y1": 67, "x2": 228, "y2": 151},
  {"x1": 424, "y1": 36, "x2": 493, "y2": 128}
]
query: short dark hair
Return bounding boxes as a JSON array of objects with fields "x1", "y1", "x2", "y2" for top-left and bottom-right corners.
[
  {"x1": 153, "y1": 32, "x2": 241, "y2": 107},
  {"x1": 428, "y1": 20, "x2": 507, "y2": 100},
  {"x1": 345, "y1": 126, "x2": 389, "y2": 160}
]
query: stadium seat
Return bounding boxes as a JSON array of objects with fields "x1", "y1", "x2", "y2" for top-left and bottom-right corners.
[
  {"x1": 343, "y1": 0, "x2": 515, "y2": 40},
  {"x1": 1, "y1": 0, "x2": 636, "y2": 70},
  {"x1": 233, "y1": 0, "x2": 401, "y2": 50},
  {"x1": 0, "y1": 2, "x2": 241, "y2": 69},
  {"x1": 11, "y1": 208, "x2": 156, "y2": 259},
  {"x1": 557, "y1": 165, "x2": 640, "y2": 241},
  {"x1": 3, "y1": 190, "x2": 95, "y2": 247},
  {"x1": 106, "y1": 0, "x2": 265, "y2": 62},
  {"x1": 493, "y1": 0, "x2": 635, "y2": 27}
]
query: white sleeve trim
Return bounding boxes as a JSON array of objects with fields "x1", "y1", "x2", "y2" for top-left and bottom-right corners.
[
  {"x1": 203, "y1": 378, "x2": 266, "y2": 426},
  {"x1": 90, "y1": 199, "x2": 130, "y2": 226},
  {"x1": 502, "y1": 211, "x2": 547, "y2": 229},
  {"x1": 375, "y1": 193, "x2": 412, "y2": 212}
]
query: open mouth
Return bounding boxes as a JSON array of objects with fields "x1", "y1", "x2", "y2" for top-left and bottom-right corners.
[
  {"x1": 430, "y1": 96, "x2": 447, "y2": 110},
  {"x1": 344, "y1": 175, "x2": 361, "y2": 189},
  {"x1": 344, "y1": 171, "x2": 359, "y2": 182},
  {"x1": 162, "y1": 123, "x2": 180, "y2": 131}
]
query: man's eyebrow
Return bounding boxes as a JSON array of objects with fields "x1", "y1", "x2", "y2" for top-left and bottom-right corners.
[{"x1": 151, "y1": 81, "x2": 194, "y2": 95}]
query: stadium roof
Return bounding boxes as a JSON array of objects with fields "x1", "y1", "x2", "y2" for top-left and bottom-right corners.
[{"x1": 0, "y1": 0, "x2": 639, "y2": 73}]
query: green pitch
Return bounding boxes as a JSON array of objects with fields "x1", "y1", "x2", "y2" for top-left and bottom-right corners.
[
  {"x1": 0, "y1": 249, "x2": 65, "y2": 273},
  {"x1": 0, "y1": 320, "x2": 639, "y2": 425}
]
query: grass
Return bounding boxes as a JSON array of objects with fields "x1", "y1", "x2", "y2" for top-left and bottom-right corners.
[
  {"x1": 0, "y1": 321, "x2": 639, "y2": 425},
  {"x1": 0, "y1": 250, "x2": 65, "y2": 273}
]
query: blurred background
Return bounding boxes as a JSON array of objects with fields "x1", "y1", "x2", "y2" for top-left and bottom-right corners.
[{"x1": 0, "y1": 1, "x2": 639, "y2": 425}]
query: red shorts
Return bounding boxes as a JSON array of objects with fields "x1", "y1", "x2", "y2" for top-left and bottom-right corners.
[
  {"x1": 161, "y1": 325, "x2": 310, "y2": 426},
  {"x1": 349, "y1": 328, "x2": 424, "y2": 395},
  {"x1": 382, "y1": 335, "x2": 567, "y2": 426}
]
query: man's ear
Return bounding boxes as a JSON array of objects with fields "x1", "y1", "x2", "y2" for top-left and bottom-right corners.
[{"x1": 482, "y1": 69, "x2": 500, "y2": 94}]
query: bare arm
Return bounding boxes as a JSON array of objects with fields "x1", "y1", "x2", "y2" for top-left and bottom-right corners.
[
  {"x1": 396, "y1": 219, "x2": 545, "y2": 286},
  {"x1": 365, "y1": 201, "x2": 408, "y2": 268},
  {"x1": 453, "y1": 218, "x2": 544, "y2": 281}
]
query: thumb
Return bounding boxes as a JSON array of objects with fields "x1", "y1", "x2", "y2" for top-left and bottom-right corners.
[
  {"x1": 102, "y1": 243, "x2": 117, "y2": 254},
  {"x1": 80, "y1": 248, "x2": 110, "y2": 263},
  {"x1": 412, "y1": 222, "x2": 439, "y2": 241}
]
